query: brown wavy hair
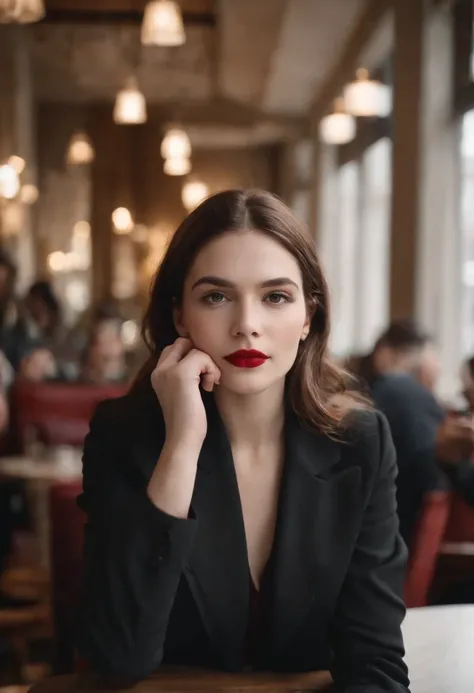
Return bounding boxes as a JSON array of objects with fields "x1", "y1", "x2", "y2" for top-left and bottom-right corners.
[{"x1": 135, "y1": 189, "x2": 365, "y2": 437}]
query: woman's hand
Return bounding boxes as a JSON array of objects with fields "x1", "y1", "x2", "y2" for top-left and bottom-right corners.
[{"x1": 151, "y1": 338, "x2": 220, "y2": 448}]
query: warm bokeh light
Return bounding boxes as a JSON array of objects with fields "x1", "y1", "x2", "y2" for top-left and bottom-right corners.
[
  {"x1": 0, "y1": 165, "x2": 20, "y2": 199},
  {"x1": 141, "y1": 0, "x2": 186, "y2": 47},
  {"x1": 163, "y1": 156, "x2": 191, "y2": 176},
  {"x1": 112, "y1": 207, "x2": 134, "y2": 234},
  {"x1": 19, "y1": 184, "x2": 39, "y2": 204},
  {"x1": 67, "y1": 132, "x2": 95, "y2": 165}
]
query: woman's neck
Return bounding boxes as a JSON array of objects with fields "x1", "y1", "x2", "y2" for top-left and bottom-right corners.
[{"x1": 214, "y1": 381, "x2": 285, "y2": 450}]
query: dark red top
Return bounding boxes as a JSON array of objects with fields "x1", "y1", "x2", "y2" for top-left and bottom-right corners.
[{"x1": 244, "y1": 568, "x2": 270, "y2": 668}]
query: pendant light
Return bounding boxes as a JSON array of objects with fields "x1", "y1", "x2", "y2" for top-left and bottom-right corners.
[
  {"x1": 163, "y1": 156, "x2": 191, "y2": 176},
  {"x1": 113, "y1": 77, "x2": 147, "y2": 125},
  {"x1": 112, "y1": 207, "x2": 134, "y2": 235},
  {"x1": 141, "y1": 0, "x2": 186, "y2": 47},
  {"x1": 160, "y1": 127, "x2": 191, "y2": 160},
  {"x1": 0, "y1": 0, "x2": 45, "y2": 23},
  {"x1": 319, "y1": 98, "x2": 356, "y2": 145},
  {"x1": 181, "y1": 180, "x2": 209, "y2": 211},
  {"x1": 344, "y1": 68, "x2": 392, "y2": 118},
  {"x1": 66, "y1": 132, "x2": 95, "y2": 165}
]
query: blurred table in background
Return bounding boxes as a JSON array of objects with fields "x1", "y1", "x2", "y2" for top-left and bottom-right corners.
[
  {"x1": 403, "y1": 605, "x2": 474, "y2": 693},
  {"x1": 0, "y1": 450, "x2": 82, "y2": 568}
]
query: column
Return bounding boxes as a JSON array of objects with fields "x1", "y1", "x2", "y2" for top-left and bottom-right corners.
[
  {"x1": 389, "y1": 0, "x2": 424, "y2": 320},
  {"x1": 0, "y1": 26, "x2": 37, "y2": 289},
  {"x1": 415, "y1": 4, "x2": 460, "y2": 398}
]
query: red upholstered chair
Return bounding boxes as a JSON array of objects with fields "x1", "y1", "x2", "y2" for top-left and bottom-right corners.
[
  {"x1": 12, "y1": 380, "x2": 128, "y2": 449},
  {"x1": 404, "y1": 490, "x2": 451, "y2": 608},
  {"x1": 49, "y1": 480, "x2": 85, "y2": 674},
  {"x1": 443, "y1": 492, "x2": 474, "y2": 543}
]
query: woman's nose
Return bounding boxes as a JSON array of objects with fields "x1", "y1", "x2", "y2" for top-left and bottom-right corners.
[{"x1": 231, "y1": 300, "x2": 262, "y2": 338}]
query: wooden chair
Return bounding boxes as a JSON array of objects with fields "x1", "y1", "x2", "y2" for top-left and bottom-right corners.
[
  {"x1": 49, "y1": 481, "x2": 85, "y2": 675},
  {"x1": 2, "y1": 383, "x2": 126, "y2": 677},
  {"x1": 404, "y1": 490, "x2": 451, "y2": 608}
]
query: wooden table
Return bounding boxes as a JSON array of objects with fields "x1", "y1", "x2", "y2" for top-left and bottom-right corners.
[
  {"x1": 0, "y1": 452, "x2": 82, "y2": 568},
  {"x1": 29, "y1": 669, "x2": 332, "y2": 692},
  {"x1": 403, "y1": 605, "x2": 474, "y2": 693},
  {"x1": 28, "y1": 606, "x2": 474, "y2": 692}
]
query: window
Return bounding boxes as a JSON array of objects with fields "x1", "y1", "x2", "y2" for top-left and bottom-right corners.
[
  {"x1": 329, "y1": 138, "x2": 392, "y2": 358},
  {"x1": 330, "y1": 161, "x2": 359, "y2": 356},
  {"x1": 460, "y1": 110, "x2": 474, "y2": 354},
  {"x1": 357, "y1": 138, "x2": 391, "y2": 352}
]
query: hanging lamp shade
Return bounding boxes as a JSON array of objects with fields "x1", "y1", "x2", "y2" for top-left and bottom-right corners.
[
  {"x1": 113, "y1": 78, "x2": 147, "y2": 125},
  {"x1": 181, "y1": 180, "x2": 209, "y2": 211},
  {"x1": 344, "y1": 68, "x2": 392, "y2": 118},
  {"x1": 0, "y1": 0, "x2": 45, "y2": 23},
  {"x1": 160, "y1": 127, "x2": 191, "y2": 160},
  {"x1": 163, "y1": 156, "x2": 191, "y2": 176},
  {"x1": 141, "y1": 0, "x2": 186, "y2": 47},
  {"x1": 319, "y1": 98, "x2": 356, "y2": 145},
  {"x1": 67, "y1": 132, "x2": 95, "y2": 165}
]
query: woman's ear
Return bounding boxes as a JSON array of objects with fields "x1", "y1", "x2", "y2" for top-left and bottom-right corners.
[
  {"x1": 302, "y1": 297, "x2": 317, "y2": 339},
  {"x1": 173, "y1": 306, "x2": 189, "y2": 338}
]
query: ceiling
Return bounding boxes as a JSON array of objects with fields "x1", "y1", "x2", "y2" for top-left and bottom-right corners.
[
  {"x1": 30, "y1": 0, "x2": 372, "y2": 142},
  {"x1": 44, "y1": 0, "x2": 214, "y2": 17}
]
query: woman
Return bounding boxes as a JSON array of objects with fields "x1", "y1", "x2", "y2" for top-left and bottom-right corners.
[{"x1": 77, "y1": 190, "x2": 409, "y2": 691}]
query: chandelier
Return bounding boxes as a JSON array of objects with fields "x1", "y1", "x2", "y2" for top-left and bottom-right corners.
[
  {"x1": 141, "y1": 0, "x2": 186, "y2": 47},
  {"x1": 0, "y1": 0, "x2": 45, "y2": 23},
  {"x1": 113, "y1": 78, "x2": 147, "y2": 125}
]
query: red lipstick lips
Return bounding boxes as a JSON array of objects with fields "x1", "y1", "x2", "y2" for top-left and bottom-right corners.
[{"x1": 224, "y1": 349, "x2": 269, "y2": 369}]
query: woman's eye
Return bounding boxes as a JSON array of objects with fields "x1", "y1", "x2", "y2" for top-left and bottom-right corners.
[
  {"x1": 265, "y1": 292, "x2": 290, "y2": 304},
  {"x1": 203, "y1": 292, "x2": 227, "y2": 304}
]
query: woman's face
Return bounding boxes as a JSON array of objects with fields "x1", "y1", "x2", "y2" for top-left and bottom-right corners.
[{"x1": 176, "y1": 230, "x2": 311, "y2": 396}]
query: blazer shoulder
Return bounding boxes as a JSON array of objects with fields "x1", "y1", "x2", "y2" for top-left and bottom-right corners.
[
  {"x1": 89, "y1": 384, "x2": 164, "y2": 449},
  {"x1": 340, "y1": 408, "x2": 394, "y2": 474}
]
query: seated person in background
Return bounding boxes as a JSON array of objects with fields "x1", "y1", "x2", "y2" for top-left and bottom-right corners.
[
  {"x1": 18, "y1": 347, "x2": 57, "y2": 382},
  {"x1": 17, "y1": 303, "x2": 130, "y2": 385},
  {"x1": 370, "y1": 320, "x2": 474, "y2": 547},
  {"x1": 0, "y1": 251, "x2": 40, "y2": 371},
  {"x1": 80, "y1": 317, "x2": 129, "y2": 385},
  {"x1": 23, "y1": 280, "x2": 63, "y2": 348},
  {"x1": 438, "y1": 356, "x2": 474, "y2": 508}
]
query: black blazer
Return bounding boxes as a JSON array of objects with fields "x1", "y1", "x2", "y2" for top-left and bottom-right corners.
[{"x1": 76, "y1": 384, "x2": 409, "y2": 692}]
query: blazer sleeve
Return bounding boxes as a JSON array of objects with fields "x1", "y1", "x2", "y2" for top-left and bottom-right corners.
[
  {"x1": 330, "y1": 411, "x2": 410, "y2": 693},
  {"x1": 76, "y1": 400, "x2": 198, "y2": 679}
]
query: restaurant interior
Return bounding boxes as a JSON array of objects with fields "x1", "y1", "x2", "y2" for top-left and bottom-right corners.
[{"x1": 1, "y1": 1, "x2": 474, "y2": 692}]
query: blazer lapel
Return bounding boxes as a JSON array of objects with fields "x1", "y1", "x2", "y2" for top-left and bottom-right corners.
[
  {"x1": 184, "y1": 393, "x2": 249, "y2": 671},
  {"x1": 268, "y1": 412, "x2": 361, "y2": 660}
]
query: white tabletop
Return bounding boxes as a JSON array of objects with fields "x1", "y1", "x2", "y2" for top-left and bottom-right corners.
[
  {"x1": 403, "y1": 605, "x2": 474, "y2": 693},
  {"x1": 0, "y1": 451, "x2": 82, "y2": 482}
]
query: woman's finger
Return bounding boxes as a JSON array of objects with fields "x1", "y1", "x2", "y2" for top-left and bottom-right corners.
[
  {"x1": 184, "y1": 349, "x2": 221, "y2": 385},
  {"x1": 158, "y1": 338, "x2": 193, "y2": 366}
]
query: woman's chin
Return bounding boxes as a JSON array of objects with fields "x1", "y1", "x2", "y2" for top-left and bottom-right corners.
[{"x1": 217, "y1": 371, "x2": 282, "y2": 396}]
